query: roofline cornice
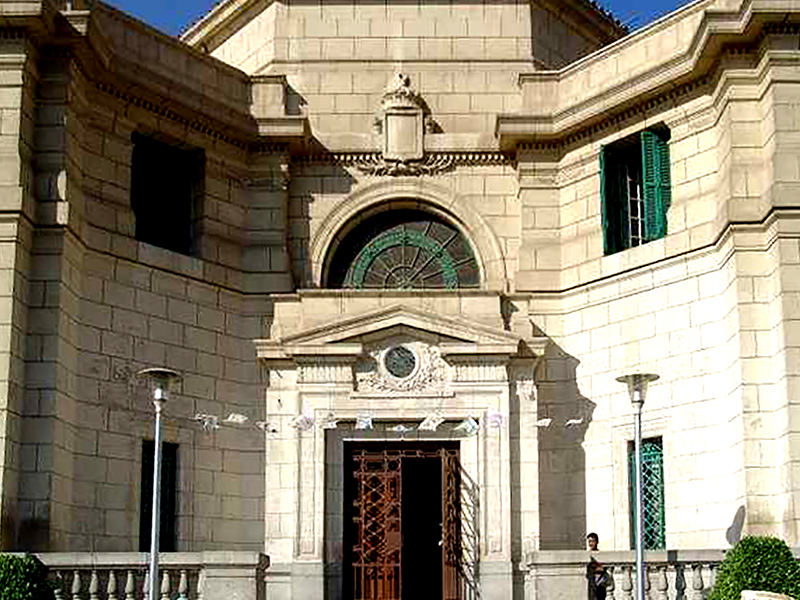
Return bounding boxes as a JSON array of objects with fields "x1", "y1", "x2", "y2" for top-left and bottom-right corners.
[
  {"x1": 180, "y1": 0, "x2": 626, "y2": 55},
  {"x1": 180, "y1": 0, "x2": 269, "y2": 51},
  {"x1": 497, "y1": 1, "x2": 792, "y2": 149}
]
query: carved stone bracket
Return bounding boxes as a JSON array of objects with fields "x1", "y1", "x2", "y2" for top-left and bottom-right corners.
[
  {"x1": 354, "y1": 153, "x2": 455, "y2": 176},
  {"x1": 304, "y1": 151, "x2": 513, "y2": 177}
]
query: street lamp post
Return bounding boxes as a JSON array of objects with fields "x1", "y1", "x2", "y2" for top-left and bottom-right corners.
[
  {"x1": 137, "y1": 368, "x2": 181, "y2": 600},
  {"x1": 615, "y1": 372, "x2": 659, "y2": 600}
]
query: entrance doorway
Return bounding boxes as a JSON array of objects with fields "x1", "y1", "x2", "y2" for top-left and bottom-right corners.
[{"x1": 343, "y1": 442, "x2": 470, "y2": 600}]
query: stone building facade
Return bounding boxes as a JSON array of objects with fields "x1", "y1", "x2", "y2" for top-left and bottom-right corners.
[{"x1": 1, "y1": 0, "x2": 800, "y2": 598}]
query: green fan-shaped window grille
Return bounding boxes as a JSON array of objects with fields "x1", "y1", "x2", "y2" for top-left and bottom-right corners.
[
  {"x1": 328, "y1": 210, "x2": 480, "y2": 290},
  {"x1": 628, "y1": 437, "x2": 666, "y2": 550}
]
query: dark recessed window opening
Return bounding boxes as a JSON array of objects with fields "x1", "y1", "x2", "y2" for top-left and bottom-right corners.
[
  {"x1": 140, "y1": 440, "x2": 178, "y2": 552},
  {"x1": 131, "y1": 133, "x2": 204, "y2": 256},
  {"x1": 327, "y1": 208, "x2": 480, "y2": 290},
  {"x1": 601, "y1": 126, "x2": 671, "y2": 255}
]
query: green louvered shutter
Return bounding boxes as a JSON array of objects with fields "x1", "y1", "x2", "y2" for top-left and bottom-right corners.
[
  {"x1": 600, "y1": 146, "x2": 612, "y2": 255},
  {"x1": 641, "y1": 130, "x2": 671, "y2": 242}
]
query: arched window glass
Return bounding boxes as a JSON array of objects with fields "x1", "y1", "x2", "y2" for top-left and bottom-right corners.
[{"x1": 327, "y1": 209, "x2": 480, "y2": 290}]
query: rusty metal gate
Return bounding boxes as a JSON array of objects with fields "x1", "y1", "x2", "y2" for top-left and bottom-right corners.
[{"x1": 345, "y1": 444, "x2": 479, "y2": 600}]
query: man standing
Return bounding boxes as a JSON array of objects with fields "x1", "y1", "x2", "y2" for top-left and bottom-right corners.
[{"x1": 587, "y1": 532, "x2": 608, "y2": 600}]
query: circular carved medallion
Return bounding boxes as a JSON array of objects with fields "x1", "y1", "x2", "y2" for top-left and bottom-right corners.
[{"x1": 384, "y1": 346, "x2": 416, "y2": 379}]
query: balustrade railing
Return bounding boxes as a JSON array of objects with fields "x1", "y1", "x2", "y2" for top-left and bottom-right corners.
[
  {"x1": 27, "y1": 552, "x2": 269, "y2": 600},
  {"x1": 525, "y1": 549, "x2": 731, "y2": 600},
  {"x1": 602, "y1": 559, "x2": 720, "y2": 600}
]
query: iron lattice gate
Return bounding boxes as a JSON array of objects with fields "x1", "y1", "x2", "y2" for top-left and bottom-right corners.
[{"x1": 347, "y1": 446, "x2": 479, "y2": 600}]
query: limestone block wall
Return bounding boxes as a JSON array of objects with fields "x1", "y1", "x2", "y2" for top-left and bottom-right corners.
[
  {"x1": 202, "y1": 0, "x2": 620, "y2": 136},
  {"x1": 283, "y1": 65, "x2": 524, "y2": 136},
  {"x1": 518, "y1": 47, "x2": 800, "y2": 548},
  {"x1": 0, "y1": 34, "x2": 37, "y2": 550},
  {"x1": 207, "y1": 0, "x2": 613, "y2": 75},
  {"x1": 528, "y1": 240, "x2": 747, "y2": 549},
  {"x1": 13, "y1": 54, "x2": 283, "y2": 551}
]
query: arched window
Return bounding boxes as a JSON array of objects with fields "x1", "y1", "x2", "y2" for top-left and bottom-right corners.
[{"x1": 327, "y1": 209, "x2": 480, "y2": 289}]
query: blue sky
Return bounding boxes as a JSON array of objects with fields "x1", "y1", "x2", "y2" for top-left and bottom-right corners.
[{"x1": 106, "y1": 0, "x2": 694, "y2": 37}]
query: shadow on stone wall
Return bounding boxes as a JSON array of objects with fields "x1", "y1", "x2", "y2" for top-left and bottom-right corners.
[
  {"x1": 288, "y1": 137, "x2": 355, "y2": 288},
  {"x1": 536, "y1": 337, "x2": 596, "y2": 551}
]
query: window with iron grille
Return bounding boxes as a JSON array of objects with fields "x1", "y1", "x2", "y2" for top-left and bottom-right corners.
[
  {"x1": 327, "y1": 208, "x2": 480, "y2": 290},
  {"x1": 600, "y1": 127, "x2": 671, "y2": 255},
  {"x1": 628, "y1": 437, "x2": 666, "y2": 550}
]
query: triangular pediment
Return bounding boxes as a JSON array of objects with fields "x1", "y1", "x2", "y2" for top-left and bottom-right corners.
[{"x1": 255, "y1": 304, "x2": 527, "y2": 360}]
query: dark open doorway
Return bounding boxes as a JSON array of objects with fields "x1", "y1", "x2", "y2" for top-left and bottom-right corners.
[{"x1": 343, "y1": 442, "x2": 460, "y2": 600}]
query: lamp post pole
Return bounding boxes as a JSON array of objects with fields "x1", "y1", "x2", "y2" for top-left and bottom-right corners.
[
  {"x1": 149, "y1": 395, "x2": 164, "y2": 600},
  {"x1": 137, "y1": 368, "x2": 181, "y2": 600},
  {"x1": 616, "y1": 373, "x2": 659, "y2": 600},
  {"x1": 633, "y1": 397, "x2": 645, "y2": 600}
]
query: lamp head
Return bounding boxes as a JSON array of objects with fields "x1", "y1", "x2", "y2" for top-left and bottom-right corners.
[
  {"x1": 615, "y1": 373, "x2": 659, "y2": 407},
  {"x1": 136, "y1": 367, "x2": 181, "y2": 403}
]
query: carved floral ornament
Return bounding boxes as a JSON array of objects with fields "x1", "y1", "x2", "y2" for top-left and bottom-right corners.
[{"x1": 356, "y1": 341, "x2": 450, "y2": 395}]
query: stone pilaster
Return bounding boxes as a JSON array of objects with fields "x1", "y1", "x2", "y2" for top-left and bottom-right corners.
[
  {"x1": 0, "y1": 32, "x2": 36, "y2": 550},
  {"x1": 515, "y1": 147, "x2": 561, "y2": 292}
]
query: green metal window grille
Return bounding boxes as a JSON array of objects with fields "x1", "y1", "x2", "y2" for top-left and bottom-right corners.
[
  {"x1": 628, "y1": 437, "x2": 666, "y2": 550},
  {"x1": 329, "y1": 210, "x2": 480, "y2": 290},
  {"x1": 600, "y1": 127, "x2": 671, "y2": 255}
]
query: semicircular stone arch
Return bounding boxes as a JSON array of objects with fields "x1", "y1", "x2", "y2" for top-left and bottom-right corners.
[{"x1": 310, "y1": 179, "x2": 508, "y2": 291}]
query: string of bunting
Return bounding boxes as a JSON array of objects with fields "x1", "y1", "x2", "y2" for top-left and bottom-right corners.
[
  {"x1": 193, "y1": 412, "x2": 585, "y2": 434},
  {"x1": 193, "y1": 411, "x2": 496, "y2": 436}
]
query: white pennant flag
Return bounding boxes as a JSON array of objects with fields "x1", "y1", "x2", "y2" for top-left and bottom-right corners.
[
  {"x1": 419, "y1": 414, "x2": 445, "y2": 431},
  {"x1": 195, "y1": 413, "x2": 219, "y2": 432},
  {"x1": 320, "y1": 414, "x2": 339, "y2": 430},
  {"x1": 355, "y1": 415, "x2": 374, "y2": 430},
  {"x1": 454, "y1": 418, "x2": 479, "y2": 436},
  {"x1": 486, "y1": 410, "x2": 504, "y2": 429},
  {"x1": 226, "y1": 413, "x2": 249, "y2": 425},
  {"x1": 290, "y1": 414, "x2": 315, "y2": 431}
]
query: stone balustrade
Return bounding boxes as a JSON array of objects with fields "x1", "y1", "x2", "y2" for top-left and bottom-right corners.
[
  {"x1": 525, "y1": 550, "x2": 727, "y2": 600},
  {"x1": 602, "y1": 556, "x2": 721, "y2": 600},
  {"x1": 526, "y1": 548, "x2": 800, "y2": 600},
  {"x1": 31, "y1": 552, "x2": 269, "y2": 600}
]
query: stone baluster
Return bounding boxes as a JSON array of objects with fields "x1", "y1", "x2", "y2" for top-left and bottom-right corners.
[
  {"x1": 197, "y1": 566, "x2": 206, "y2": 600},
  {"x1": 143, "y1": 570, "x2": 150, "y2": 599},
  {"x1": 53, "y1": 570, "x2": 66, "y2": 600},
  {"x1": 606, "y1": 566, "x2": 616, "y2": 600},
  {"x1": 708, "y1": 563, "x2": 718, "y2": 589},
  {"x1": 160, "y1": 570, "x2": 171, "y2": 600},
  {"x1": 124, "y1": 571, "x2": 136, "y2": 600},
  {"x1": 107, "y1": 570, "x2": 118, "y2": 600},
  {"x1": 89, "y1": 570, "x2": 99, "y2": 600},
  {"x1": 645, "y1": 566, "x2": 651, "y2": 599},
  {"x1": 178, "y1": 569, "x2": 189, "y2": 600},
  {"x1": 655, "y1": 565, "x2": 668, "y2": 600},
  {"x1": 674, "y1": 564, "x2": 687, "y2": 600},
  {"x1": 621, "y1": 565, "x2": 633, "y2": 600},
  {"x1": 71, "y1": 570, "x2": 83, "y2": 600},
  {"x1": 691, "y1": 564, "x2": 704, "y2": 600}
]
